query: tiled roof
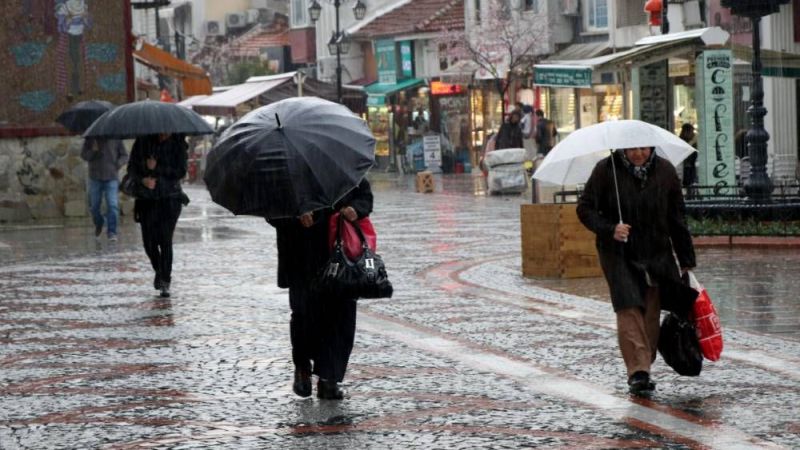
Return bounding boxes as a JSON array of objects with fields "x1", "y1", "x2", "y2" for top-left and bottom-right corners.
[
  {"x1": 353, "y1": 0, "x2": 464, "y2": 39},
  {"x1": 228, "y1": 19, "x2": 290, "y2": 58}
]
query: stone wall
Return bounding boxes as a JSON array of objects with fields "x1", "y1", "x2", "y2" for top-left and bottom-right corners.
[{"x1": 0, "y1": 136, "x2": 132, "y2": 223}]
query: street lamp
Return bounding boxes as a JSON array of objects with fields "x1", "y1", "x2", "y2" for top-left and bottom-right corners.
[
  {"x1": 309, "y1": 0, "x2": 366, "y2": 104},
  {"x1": 721, "y1": 0, "x2": 790, "y2": 201}
]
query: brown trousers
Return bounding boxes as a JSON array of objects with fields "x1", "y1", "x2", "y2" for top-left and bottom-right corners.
[{"x1": 616, "y1": 287, "x2": 661, "y2": 377}]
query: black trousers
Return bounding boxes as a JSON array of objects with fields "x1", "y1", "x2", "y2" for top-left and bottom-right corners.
[
  {"x1": 289, "y1": 283, "x2": 357, "y2": 382},
  {"x1": 137, "y1": 198, "x2": 182, "y2": 283}
]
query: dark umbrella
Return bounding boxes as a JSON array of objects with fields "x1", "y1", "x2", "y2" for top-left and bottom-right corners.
[
  {"x1": 204, "y1": 96, "x2": 375, "y2": 219},
  {"x1": 83, "y1": 100, "x2": 213, "y2": 139},
  {"x1": 56, "y1": 100, "x2": 114, "y2": 133}
]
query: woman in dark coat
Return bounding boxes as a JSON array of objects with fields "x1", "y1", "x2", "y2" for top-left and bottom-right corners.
[
  {"x1": 268, "y1": 178, "x2": 373, "y2": 400},
  {"x1": 577, "y1": 147, "x2": 696, "y2": 395},
  {"x1": 126, "y1": 133, "x2": 188, "y2": 298}
]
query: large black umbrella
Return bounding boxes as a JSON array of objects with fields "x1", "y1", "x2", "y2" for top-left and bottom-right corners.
[
  {"x1": 56, "y1": 100, "x2": 114, "y2": 133},
  {"x1": 83, "y1": 100, "x2": 213, "y2": 139},
  {"x1": 204, "y1": 96, "x2": 375, "y2": 219}
]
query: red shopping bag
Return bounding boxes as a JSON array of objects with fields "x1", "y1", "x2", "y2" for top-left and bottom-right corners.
[
  {"x1": 328, "y1": 212, "x2": 377, "y2": 261},
  {"x1": 688, "y1": 272, "x2": 723, "y2": 361}
]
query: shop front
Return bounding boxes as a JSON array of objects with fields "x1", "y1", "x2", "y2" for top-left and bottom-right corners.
[
  {"x1": 468, "y1": 80, "x2": 505, "y2": 165},
  {"x1": 364, "y1": 77, "x2": 425, "y2": 170},
  {"x1": 429, "y1": 81, "x2": 471, "y2": 173}
]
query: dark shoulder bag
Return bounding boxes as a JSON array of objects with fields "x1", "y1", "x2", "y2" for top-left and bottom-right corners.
[
  {"x1": 315, "y1": 215, "x2": 393, "y2": 300},
  {"x1": 120, "y1": 173, "x2": 137, "y2": 198}
]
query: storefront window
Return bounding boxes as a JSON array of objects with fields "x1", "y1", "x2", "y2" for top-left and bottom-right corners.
[
  {"x1": 673, "y1": 83, "x2": 697, "y2": 136},
  {"x1": 368, "y1": 105, "x2": 391, "y2": 158},
  {"x1": 546, "y1": 88, "x2": 576, "y2": 135}
]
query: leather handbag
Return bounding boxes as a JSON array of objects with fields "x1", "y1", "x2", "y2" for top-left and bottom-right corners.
[
  {"x1": 120, "y1": 173, "x2": 137, "y2": 198},
  {"x1": 316, "y1": 215, "x2": 393, "y2": 300}
]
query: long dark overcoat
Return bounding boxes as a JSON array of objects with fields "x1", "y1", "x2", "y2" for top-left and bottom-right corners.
[
  {"x1": 269, "y1": 178, "x2": 374, "y2": 289},
  {"x1": 577, "y1": 152, "x2": 697, "y2": 315}
]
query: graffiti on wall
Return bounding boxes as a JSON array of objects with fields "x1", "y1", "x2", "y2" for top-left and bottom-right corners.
[{"x1": 0, "y1": 0, "x2": 129, "y2": 130}]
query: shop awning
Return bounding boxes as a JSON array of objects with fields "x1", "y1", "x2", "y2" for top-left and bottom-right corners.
[
  {"x1": 534, "y1": 27, "x2": 731, "y2": 88},
  {"x1": 365, "y1": 78, "x2": 425, "y2": 97},
  {"x1": 732, "y1": 45, "x2": 800, "y2": 78},
  {"x1": 192, "y1": 72, "x2": 295, "y2": 116},
  {"x1": 133, "y1": 42, "x2": 212, "y2": 96},
  {"x1": 177, "y1": 95, "x2": 209, "y2": 108},
  {"x1": 545, "y1": 42, "x2": 610, "y2": 62}
]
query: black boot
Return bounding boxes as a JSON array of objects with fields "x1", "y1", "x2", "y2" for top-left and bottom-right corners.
[
  {"x1": 293, "y1": 368, "x2": 312, "y2": 398},
  {"x1": 153, "y1": 274, "x2": 161, "y2": 291},
  {"x1": 317, "y1": 378, "x2": 345, "y2": 400},
  {"x1": 160, "y1": 282, "x2": 170, "y2": 298},
  {"x1": 628, "y1": 371, "x2": 656, "y2": 395}
]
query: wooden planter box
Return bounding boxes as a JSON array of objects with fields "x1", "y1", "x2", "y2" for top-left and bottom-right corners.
[{"x1": 520, "y1": 204, "x2": 602, "y2": 279}]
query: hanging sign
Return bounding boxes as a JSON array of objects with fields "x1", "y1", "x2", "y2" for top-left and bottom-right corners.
[{"x1": 375, "y1": 39, "x2": 397, "y2": 84}]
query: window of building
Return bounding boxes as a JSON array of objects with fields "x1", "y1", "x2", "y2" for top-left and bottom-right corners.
[
  {"x1": 474, "y1": 0, "x2": 481, "y2": 23},
  {"x1": 523, "y1": 0, "x2": 539, "y2": 13},
  {"x1": 583, "y1": 0, "x2": 608, "y2": 30},
  {"x1": 292, "y1": 0, "x2": 308, "y2": 27}
]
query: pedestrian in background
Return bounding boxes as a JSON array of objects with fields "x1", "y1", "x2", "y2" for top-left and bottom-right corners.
[
  {"x1": 577, "y1": 146, "x2": 696, "y2": 395},
  {"x1": 268, "y1": 178, "x2": 373, "y2": 400},
  {"x1": 495, "y1": 110, "x2": 524, "y2": 150},
  {"x1": 126, "y1": 133, "x2": 188, "y2": 298},
  {"x1": 81, "y1": 138, "x2": 128, "y2": 241},
  {"x1": 679, "y1": 123, "x2": 698, "y2": 198},
  {"x1": 533, "y1": 109, "x2": 558, "y2": 156}
]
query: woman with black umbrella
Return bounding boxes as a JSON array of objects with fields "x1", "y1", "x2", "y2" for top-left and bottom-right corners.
[
  {"x1": 126, "y1": 133, "x2": 188, "y2": 298},
  {"x1": 268, "y1": 178, "x2": 373, "y2": 400}
]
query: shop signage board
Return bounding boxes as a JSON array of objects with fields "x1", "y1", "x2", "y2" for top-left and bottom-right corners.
[
  {"x1": 533, "y1": 67, "x2": 592, "y2": 88},
  {"x1": 423, "y1": 135, "x2": 442, "y2": 167},
  {"x1": 367, "y1": 95, "x2": 386, "y2": 106},
  {"x1": 633, "y1": 61, "x2": 669, "y2": 130},
  {"x1": 400, "y1": 41, "x2": 413, "y2": 78},
  {"x1": 375, "y1": 39, "x2": 397, "y2": 84},
  {"x1": 696, "y1": 49, "x2": 735, "y2": 194}
]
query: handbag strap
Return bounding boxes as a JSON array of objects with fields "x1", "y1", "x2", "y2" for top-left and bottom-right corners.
[{"x1": 336, "y1": 213, "x2": 370, "y2": 250}]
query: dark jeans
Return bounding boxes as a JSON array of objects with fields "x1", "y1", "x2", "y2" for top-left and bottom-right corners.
[
  {"x1": 289, "y1": 283, "x2": 357, "y2": 382},
  {"x1": 137, "y1": 198, "x2": 182, "y2": 283}
]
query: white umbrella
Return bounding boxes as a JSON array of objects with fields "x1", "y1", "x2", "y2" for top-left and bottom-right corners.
[
  {"x1": 532, "y1": 120, "x2": 697, "y2": 240},
  {"x1": 532, "y1": 120, "x2": 696, "y2": 186}
]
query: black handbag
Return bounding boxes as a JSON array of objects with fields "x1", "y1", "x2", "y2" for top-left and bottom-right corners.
[
  {"x1": 120, "y1": 173, "x2": 137, "y2": 198},
  {"x1": 316, "y1": 215, "x2": 393, "y2": 300},
  {"x1": 657, "y1": 312, "x2": 703, "y2": 376}
]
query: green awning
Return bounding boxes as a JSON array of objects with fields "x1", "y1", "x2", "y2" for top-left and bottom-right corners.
[{"x1": 364, "y1": 78, "x2": 425, "y2": 96}]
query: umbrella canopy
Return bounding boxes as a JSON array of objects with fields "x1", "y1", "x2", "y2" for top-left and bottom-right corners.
[
  {"x1": 83, "y1": 100, "x2": 213, "y2": 139},
  {"x1": 204, "y1": 96, "x2": 375, "y2": 219},
  {"x1": 532, "y1": 120, "x2": 697, "y2": 185},
  {"x1": 56, "y1": 100, "x2": 114, "y2": 133}
]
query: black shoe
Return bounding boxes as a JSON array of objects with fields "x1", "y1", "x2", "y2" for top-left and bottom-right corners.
[
  {"x1": 153, "y1": 274, "x2": 161, "y2": 291},
  {"x1": 317, "y1": 378, "x2": 345, "y2": 400},
  {"x1": 628, "y1": 371, "x2": 656, "y2": 395},
  {"x1": 293, "y1": 369, "x2": 312, "y2": 398},
  {"x1": 94, "y1": 225, "x2": 103, "y2": 238},
  {"x1": 160, "y1": 282, "x2": 170, "y2": 298}
]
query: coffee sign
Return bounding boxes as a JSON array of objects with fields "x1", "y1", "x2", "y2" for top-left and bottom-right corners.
[{"x1": 696, "y1": 50, "x2": 735, "y2": 194}]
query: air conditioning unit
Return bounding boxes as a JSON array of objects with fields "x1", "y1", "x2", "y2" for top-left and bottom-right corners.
[
  {"x1": 226, "y1": 12, "x2": 247, "y2": 29},
  {"x1": 246, "y1": 8, "x2": 260, "y2": 24},
  {"x1": 206, "y1": 20, "x2": 222, "y2": 36},
  {"x1": 561, "y1": 0, "x2": 579, "y2": 15}
]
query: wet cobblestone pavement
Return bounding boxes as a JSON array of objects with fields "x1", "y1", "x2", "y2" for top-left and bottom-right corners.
[{"x1": 1, "y1": 174, "x2": 799, "y2": 449}]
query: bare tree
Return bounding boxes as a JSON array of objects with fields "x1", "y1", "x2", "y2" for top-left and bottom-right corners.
[{"x1": 439, "y1": 0, "x2": 549, "y2": 117}]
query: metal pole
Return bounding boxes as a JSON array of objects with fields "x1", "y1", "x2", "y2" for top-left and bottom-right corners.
[
  {"x1": 743, "y1": 16, "x2": 773, "y2": 201},
  {"x1": 335, "y1": 0, "x2": 343, "y2": 104}
]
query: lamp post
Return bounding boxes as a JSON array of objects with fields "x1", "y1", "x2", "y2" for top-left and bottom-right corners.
[
  {"x1": 721, "y1": 0, "x2": 790, "y2": 202},
  {"x1": 309, "y1": 0, "x2": 367, "y2": 104}
]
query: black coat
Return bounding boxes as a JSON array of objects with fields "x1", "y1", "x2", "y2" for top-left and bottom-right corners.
[
  {"x1": 126, "y1": 135, "x2": 188, "y2": 200},
  {"x1": 577, "y1": 153, "x2": 697, "y2": 314},
  {"x1": 495, "y1": 122, "x2": 523, "y2": 149},
  {"x1": 269, "y1": 178, "x2": 373, "y2": 289}
]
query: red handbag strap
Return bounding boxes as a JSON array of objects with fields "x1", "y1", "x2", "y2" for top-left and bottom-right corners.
[{"x1": 335, "y1": 213, "x2": 369, "y2": 250}]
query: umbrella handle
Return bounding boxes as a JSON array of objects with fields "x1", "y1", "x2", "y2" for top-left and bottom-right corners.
[{"x1": 610, "y1": 150, "x2": 627, "y2": 243}]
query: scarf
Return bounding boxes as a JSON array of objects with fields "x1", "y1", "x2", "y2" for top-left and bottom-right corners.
[{"x1": 618, "y1": 149, "x2": 655, "y2": 184}]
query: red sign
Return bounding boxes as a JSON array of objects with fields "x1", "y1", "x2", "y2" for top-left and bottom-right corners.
[{"x1": 431, "y1": 81, "x2": 465, "y2": 95}]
